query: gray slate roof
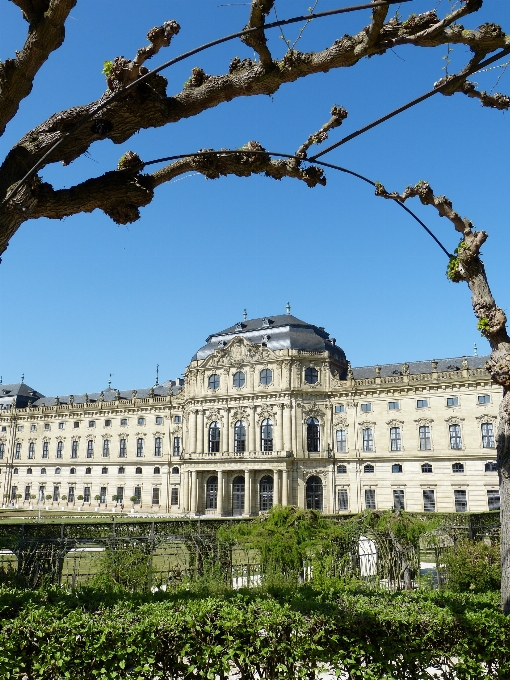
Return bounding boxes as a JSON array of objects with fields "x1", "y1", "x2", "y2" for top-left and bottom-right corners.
[
  {"x1": 351, "y1": 355, "x2": 489, "y2": 379},
  {"x1": 29, "y1": 381, "x2": 183, "y2": 408},
  {"x1": 0, "y1": 383, "x2": 45, "y2": 409}
]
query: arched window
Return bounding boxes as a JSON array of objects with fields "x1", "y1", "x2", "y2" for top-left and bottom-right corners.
[
  {"x1": 306, "y1": 476, "x2": 323, "y2": 511},
  {"x1": 85, "y1": 467, "x2": 91, "y2": 474},
  {"x1": 452, "y1": 462, "x2": 464, "y2": 474},
  {"x1": 135, "y1": 467, "x2": 142, "y2": 474},
  {"x1": 259, "y1": 475, "x2": 273, "y2": 511},
  {"x1": 101, "y1": 467, "x2": 108, "y2": 474},
  {"x1": 171, "y1": 466, "x2": 179, "y2": 475},
  {"x1": 27, "y1": 467, "x2": 32, "y2": 474},
  {"x1": 363, "y1": 463, "x2": 375, "y2": 474},
  {"x1": 421, "y1": 463, "x2": 433, "y2": 474},
  {"x1": 392, "y1": 463, "x2": 403, "y2": 474},
  {"x1": 28, "y1": 442, "x2": 35, "y2": 459},
  {"x1": 87, "y1": 440, "x2": 94, "y2": 458},
  {"x1": 304, "y1": 367, "x2": 318, "y2": 384},
  {"x1": 56, "y1": 441, "x2": 63, "y2": 459},
  {"x1": 337, "y1": 464, "x2": 347, "y2": 474},
  {"x1": 153, "y1": 467, "x2": 161, "y2": 474},
  {"x1": 13, "y1": 468, "x2": 18, "y2": 475},
  {"x1": 233, "y1": 371, "x2": 245, "y2": 388},
  {"x1": 306, "y1": 418, "x2": 320, "y2": 452},
  {"x1": 209, "y1": 422, "x2": 220, "y2": 453},
  {"x1": 260, "y1": 368, "x2": 273, "y2": 385},
  {"x1": 208, "y1": 374, "x2": 220, "y2": 390},
  {"x1": 55, "y1": 467, "x2": 61, "y2": 475},
  {"x1": 232, "y1": 475, "x2": 245, "y2": 516},
  {"x1": 70, "y1": 467, "x2": 76, "y2": 475},
  {"x1": 261, "y1": 419, "x2": 273, "y2": 452},
  {"x1": 41, "y1": 468, "x2": 46, "y2": 474},
  {"x1": 154, "y1": 437, "x2": 162, "y2": 457},
  {"x1": 118, "y1": 467, "x2": 125, "y2": 474},
  {"x1": 234, "y1": 421, "x2": 246, "y2": 453},
  {"x1": 206, "y1": 475, "x2": 218, "y2": 510},
  {"x1": 485, "y1": 461, "x2": 497, "y2": 472}
]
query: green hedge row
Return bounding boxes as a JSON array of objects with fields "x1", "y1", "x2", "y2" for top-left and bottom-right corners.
[{"x1": 0, "y1": 586, "x2": 507, "y2": 679}]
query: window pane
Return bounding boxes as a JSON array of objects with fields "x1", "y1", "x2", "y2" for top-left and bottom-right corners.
[
  {"x1": 152, "y1": 488, "x2": 160, "y2": 505},
  {"x1": 208, "y1": 374, "x2": 220, "y2": 390},
  {"x1": 419, "y1": 426, "x2": 431, "y2": 451},
  {"x1": 336, "y1": 430, "x2": 346, "y2": 453},
  {"x1": 306, "y1": 418, "x2": 320, "y2": 452},
  {"x1": 388, "y1": 401, "x2": 399, "y2": 410},
  {"x1": 390, "y1": 427, "x2": 401, "y2": 451},
  {"x1": 361, "y1": 403, "x2": 371, "y2": 412},
  {"x1": 421, "y1": 463, "x2": 433, "y2": 474},
  {"x1": 233, "y1": 371, "x2": 245, "y2": 388},
  {"x1": 449, "y1": 424, "x2": 462, "y2": 449},
  {"x1": 335, "y1": 404, "x2": 345, "y2": 413},
  {"x1": 209, "y1": 423, "x2": 220, "y2": 453},
  {"x1": 393, "y1": 489, "x2": 405, "y2": 510},
  {"x1": 482, "y1": 422, "x2": 495, "y2": 448},
  {"x1": 304, "y1": 367, "x2": 318, "y2": 384},
  {"x1": 260, "y1": 369, "x2": 273, "y2": 385},
  {"x1": 171, "y1": 488, "x2": 179, "y2": 505},
  {"x1": 454, "y1": 490, "x2": 467, "y2": 513},
  {"x1": 338, "y1": 489, "x2": 349, "y2": 511},
  {"x1": 336, "y1": 464, "x2": 347, "y2": 474},
  {"x1": 417, "y1": 400, "x2": 428, "y2": 409},
  {"x1": 365, "y1": 489, "x2": 376, "y2": 510},
  {"x1": 362, "y1": 428, "x2": 373, "y2": 452},
  {"x1": 488, "y1": 489, "x2": 500, "y2": 511},
  {"x1": 423, "y1": 489, "x2": 435, "y2": 512}
]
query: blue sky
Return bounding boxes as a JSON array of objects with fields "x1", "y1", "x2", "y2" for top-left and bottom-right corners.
[{"x1": 1, "y1": 0, "x2": 509, "y2": 396}]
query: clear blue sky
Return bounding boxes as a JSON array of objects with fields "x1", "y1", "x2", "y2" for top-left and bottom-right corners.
[{"x1": 1, "y1": 0, "x2": 509, "y2": 396}]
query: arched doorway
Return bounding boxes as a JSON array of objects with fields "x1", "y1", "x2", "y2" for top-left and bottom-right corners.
[
  {"x1": 232, "y1": 475, "x2": 245, "y2": 516},
  {"x1": 259, "y1": 475, "x2": 273, "y2": 512},
  {"x1": 306, "y1": 476, "x2": 323, "y2": 511}
]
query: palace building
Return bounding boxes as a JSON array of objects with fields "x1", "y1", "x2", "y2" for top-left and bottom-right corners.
[{"x1": 0, "y1": 312, "x2": 501, "y2": 515}]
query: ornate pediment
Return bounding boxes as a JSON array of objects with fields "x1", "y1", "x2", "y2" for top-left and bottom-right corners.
[
  {"x1": 475, "y1": 414, "x2": 497, "y2": 423},
  {"x1": 301, "y1": 401, "x2": 325, "y2": 425},
  {"x1": 205, "y1": 409, "x2": 223, "y2": 425},
  {"x1": 257, "y1": 407, "x2": 276, "y2": 425},
  {"x1": 231, "y1": 408, "x2": 249, "y2": 423},
  {"x1": 386, "y1": 419, "x2": 404, "y2": 428},
  {"x1": 203, "y1": 336, "x2": 274, "y2": 368},
  {"x1": 333, "y1": 416, "x2": 348, "y2": 428}
]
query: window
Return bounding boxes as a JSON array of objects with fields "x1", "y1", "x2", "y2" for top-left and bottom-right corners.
[
  {"x1": 38, "y1": 486, "x2": 45, "y2": 502},
  {"x1": 306, "y1": 418, "x2": 320, "y2": 452},
  {"x1": 154, "y1": 437, "x2": 162, "y2": 457},
  {"x1": 392, "y1": 463, "x2": 403, "y2": 474},
  {"x1": 261, "y1": 419, "x2": 273, "y2": 452},
  {"x1": 206, "y1": 475, "x2": 218, "y2": 509},
  {"x1": 136, "y1": 438, "x2": 144, "y2": 457},
  {"x1": 13, "y1": 468, "x2": 18, "y2": 474},
  {"x1": 259, "y1": 475, "x2": 274, "y2": 511},
  {"x1": 362, "y1": 428, "x2": 373, "y2": 452},
  {"x1": 83, "y1": 487, "x2": 90, "y2": 503},
  {"x1": 24, "y1": 486, "x2": 31, "y2": 501},
  {"x1": 133, "y1": 486, "x2": 141, "y2": 503},
  {"x1": 70, "y1": 467, "x2": 76, "y2": 475},
  {"x1": 68, "y1": 487, "x2": 75, "y2": 503},
  {"x1": 393, "y1": 489, "x2": 405, "y2": 510},
  {"x1": 135, "y1": 467, "x2": 142, "y2": 474},
  {"x1": 454, "y1": 489, "x2": 467, "y2": 513},
  {"x1": 482, "y1": 422, "x2": 495, "y2": 448},
  {"x1": 260, "y1": 369, "x2": 273, "y2": 385},
  {"x1": 116, "y1": 487, "x2": 124, "y2": 503},
  {"x1": 105, "y1": 420, "x2": 112, "y2": 427},
  {"x1": 44, "y1": 423, "x2": 50, "y2": 430},
  {"x1": 152, "y1": 487, "x2": 160, "y2": 505},
  {"x1": 337, "y1": 489, "x2": 349, "y2": 511},
  {"x1": 390, "y1": 427, "x2": 401, "y2": 451},
  {"x1": 171, "y1": 467, "x2": 179, "y2": 475},
  {"x1": 119, "y1": 439, "x2": 126, "y2": 458},
  {"x1": 88, "y1": 421, "x2": 95, "y2": 428},
  {"x1": 233, "y1": 371, "x2": 245, "y2": 388},
  {"x1": 1, "y1": 426, "x2": 5, "y2": 432},
  {"x1": 449, "y1": 424, "x2": 462, "y2": 450},
  {"x1": 100, "y1": 487, "x2": 107, "y2": 504},
  {"x1": 41, "y1": 467, "x2": 46, "y2": 474},
  {"x1": 234, "y1": 421, "x2": 246, "y2": 453},
  {"x1": 423, "y1": 489, "x2": 436, "y2": 512},
  {"x1": 73, "y1": 421, "x2": 80, "y2": 428},
  {"x1": 101, "y1": 467, "x2": 108, "y2": 474},
  {"x1": 56, "y1": 441, "x2": 63, "y2": 459},
  {"x1": 419, "y1": 426, "x2": 431, "y2": 451},
  {"x1": 58, "y1": 422, "x2": 64, "y2": 429},
  {"x1": 209, "y1": 422, "x2": 220, "y2": 453},
  {"x1": 28, "y1": 442, "x2": 35, "y2": 459},
  {"x1": 71, "y1": 440, "x2": 78, "y2": 458},
  {"x1": 30, "y1": 424, "x2": 37, "y2": 431},
  {"x1": 118, "y1": 467, "x2": 125, "y2": 474},
  {"x1": 485, "y1": 461, "x2": 497, "y2": 472},
  {"x1": 55, "y1": 467, "x2": 61, "y2": 475},
  {"x1": 173, "y1": 437, "x2": 181, "y2": 456},
  {"x1": 452, "y1": 462, "x2": 465, "y2": 474},
  {"x1": 17, "y1": 425, "x2": 23, "y2": 432},
  {"x1": 365, "y1": 489, "x2": 376, "y2": 510},
  {"x1": 306, "y1": 476, "x2": 323, "y2": 511},
  {"x1": 103, "y1": 439, "x2": 110, "y2": 457},
  {"x1": 478, "y1": 394, "x2": 491, "y2": 405},
  {"x1": 0, "y1": 443, "x2": 3, "y2": 459},
  {"x1": 120, "y1": 418, "x2": 128, "y2": 426},
  {"x1": 447, "y1": 397, "x2": 458, "y2": 407},
  {"x1": 85, "y1": 467, "x2": 91, "y2": 474},
  {"x1": 153, "y1": 467, "x2": 160, "y2": 474},
  {"x1": 156, "y1": 416, "x2": 163, "y2": 425},
  {"x1": 488, "y1": 489, "x2": 500, "y2": 511},
  {"x1": 53, "y1": 486, "x2": 60, "y2": 502},
  {"x1": 208, "y1": 374, "x2": 220, "y2": 390},
  {"x1": 171, "y1": 488, "x2": 179, "y2": 506},
  {"x1": 335, "y1": 404, "x2": 345, "y2": 413},
  {"x1": 421, "y1": 463, "x2": 433, "y2": 474},
  {"x1": 304, "y1": 367, "x2": 318, "y2": 384},
  {"x1": 87, "y1": 440, "x2": 94, "y2": 458},
  {"x1": 388, "y1": 401, "x2": 399, "y2": 410},
  {"x1": 364, "y1": 463, "x2": 375, "y2": 474},
  {"x1": 27, "y1": 467, "x2": 32, "y2": 474},
  {"x1": 337, "y1": 464, "x2": 347, "y2": 474},
  {"x1": 361, "y1": 403, "x2": 371, "y2": 413},
  {"x1": 174, "y1": 415, "x2": 181, "y2": 423},
  {"x1": 336, "y1": 429, "x2": 347, "y2": 453},
  {"x1": 15, "y1": 443, "x2": 21, "y2": 459},
  {"x1": 417, "y1": 400, "x2": 428, "y2": 409},
  {"x1": 11, "y1": 486, "x2": 17, "y2": 501},
  {"x1": 137, "y1": 417, "x2": 145, "y2": 426}
]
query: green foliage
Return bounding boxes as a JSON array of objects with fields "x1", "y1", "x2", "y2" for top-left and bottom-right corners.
[
  {"x1": 446, "y1": 239, "x2": 467, "y2": 281},
  {"x1": 478, "y1": 317, "x2": 491, "y2": 335},
  {"x1": 90, "y1": 545, "x2": 153, "y2": 592},
  {"x1": 102, "y1": 60, "x2": 113, "y2": 77},
  {"x1": 442, "y1": 539, "x2": 501, "y2": 593}
]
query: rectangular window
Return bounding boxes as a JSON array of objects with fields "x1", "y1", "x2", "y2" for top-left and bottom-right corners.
[
  {"x1": 393, "y1": 489, "x2": 405, "y2": 510},
  {"x1": 173, "y1": 437, "x2": 181, "y2": 457},
  {"x1": 119, "y1": 439, "x2": 127, "y2": 458},
  {"x1": 390, "y1": 427, "x2": 401, "y2": 451},
  {"x1": 449, "y1": 424, "x2": 462, "y2": 450},
  {"x1": 116, "y1": 487, "x2": 124, "y2": 503},
  {"x1": 86, "y1": 440, "x2": 94, "y2": 458},
  {"x1": 478, "y1": 394, "x2": 491, "y2": 405},
  {"x1": 423, "y1": 489, "x2": 436, "y2": 512},
  {"x1": 73, "y1": 421, "x2": 80, "y2": 428},
  {"x1": 174, "y1": 415, "x2": 181, "y2": 423},
  {"x1": 53, "y1": 486, "x2": 60, "y2": 502},
  {"x1": 83, "y1": 487, "x2": 90, "y2": 503},
  {"x1": 68, "y1": 487, "x2": 75, "y2": 503},
  {"x1": 419, "y1": 426, "x2": 431, "y2": 451},
  {"x1": 56, "y1": 441, "x2": 63, "y2": 459},
  {"x1": 71, "y1": 441, "x2": 78, "y2": 459},
  {"x1": 134, "y1": 486, "x2": 141, "y2": 504},
  {"x1": 24, "y1": 486, "x2": 31, "y2": 501},
  {"x1": 447, "y1": 397, "x2": 459, "y2": 407},
  {"x1": 487, "y1": 489, "x2": 500, "y2": 511},
  {"x1": 44, "y1": 424, "x2": 50, "y2": 430},
  {"x1": 152, "y1": 487, "x2": 160, "y2": 505},
  {"x1": 361, "y1": 403, "x2": 371, "y2": 413},
  {"x1": 120, "y1": 419, "x2": 128, "y2": 427},
  {"x1": 336, "y1": 429, "x2": 347, "y2": 453},
  {"x1": 364, "y1": 488, "x2": 376, "y2": 510},
  {"x1": 417, "y1": 400, "x2": 428, "y2": 409},
  {"x1": 156, "y1": 417, "x2": 163, "y2": 425},
  {"x1": 138, "y1": 417, "x2": 145, "y2": 426},
  {"x1": 28, "y1": 443, "x2": 35, "y2": 459},
  {"x1": 482, "y1": 422, "x2": 495, "y2": 448},
  {"x1": 38, "y1": 486, "x2": 45, "y2": 502},
  {"x1": 171, "y1": 488, "x2": 179, "y2": 506},
  {"x1": 105, "y1": 420, "x2": 112, "y2": 427},
  {"x1": 30, "y1": 424, "x2": 37, "y2": 431},
  {"x1": 335, "y1": 405, "x2": 345, "y2": 413},
  {"x1": 154, "y1": 437, "x2": 162, "y2": 457},
  {"x1": 454, "y1": 489, "x2": 467, "y2": 513},
  {"x1": 88, "y1": 421, "x2": 95, "y2": 428},
  {"x1": 136, "y1": 438, "x2": 144, "y2": 457},
  {"x1": 337, "y1": 489, "x2": 349, "y2": 511},
  {"x1": 103, "y1": 439, "x2": 110, "y2": 457},
  {"x1": 388, "y1": 401, "x2": 399, "y2": 410},
  {"x1": 362, "y1": 428, "x2": 373, "y2": 452},
  {"x1": 11, "y1": 486, "x2": 17, "y2": 501},
  {"x1": 58, "y1": 423, "x2": 64, "y2": 429},
  {"x1": 15, "y1": 443, "x2": 21, "y2": 459},
  {"x1": 17, "y1": 425, "x2": 23, "y2": 432},
  {"x1": 0, "y1": 443, "x2": 3, "y2": 460},
  {"x1": 100, "y1": 487, "x2": 107, "y2": 504}
]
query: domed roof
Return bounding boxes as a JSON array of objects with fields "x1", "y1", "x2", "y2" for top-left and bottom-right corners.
[{"x1": 191, "y1": 314, "x2": 348, "y2": 368}]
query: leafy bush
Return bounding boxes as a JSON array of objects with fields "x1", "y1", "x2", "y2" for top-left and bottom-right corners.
[{"x1": 442, "y1": 539, "x2": 500, "y2": 593}]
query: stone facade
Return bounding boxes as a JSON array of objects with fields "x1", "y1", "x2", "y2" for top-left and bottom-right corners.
[{"x1": 0, "y1": 314, "x2": 501, "y2": 515}]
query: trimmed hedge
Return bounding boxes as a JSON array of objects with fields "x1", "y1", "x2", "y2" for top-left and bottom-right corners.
[{"x1": 0, "y1": 585, "x2": 507, "y2": 679}]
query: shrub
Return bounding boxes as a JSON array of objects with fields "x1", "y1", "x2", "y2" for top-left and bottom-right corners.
[{"x1": 442, "y1": 539, "x2": 500, "y2": 593}]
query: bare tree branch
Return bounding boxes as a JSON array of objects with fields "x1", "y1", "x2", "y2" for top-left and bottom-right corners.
[
  {"x1": 295, "y1": 106, "x2": 348, "y2": 158},
  {"x1": 0, "y1": 0, "x2": 77, "y2": 136},
  {"x1": 448, "y1": 80, "x2": 510, "y2": 110},
  {"x1": 240, "y1": 0, "x2": 275, "y2": 68}
]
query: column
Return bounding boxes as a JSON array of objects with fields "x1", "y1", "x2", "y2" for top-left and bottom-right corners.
[
  {"x1": 273, "y1": 470, "x2": 280, "y2": 506},
  {"x1": 244, "y1": 469, "x2": 251, "y2": 516},
  {"x1": 276, "y1": 404, "x2": 284, "y2": 451},
  {"x1": 297, "y1": 473, "x2": 305, "y2": 509},
  {"x1": 282, "y1": 468, "x2": 288, "y2": 506},
  {"x1": 222, "y1": 410, "x2": 230, "y2": 454},
  {"x1": 283, "y1": 404, "x2": 292, "y2": 452},
  {"x1": 217, "y1": 470, "x2": 223, "y2": 516},
  {"x1": 182, "y1": 470, "x2": 190, "y2": 512},
  {"x1": 190, "y1": 469, "x2": 197, "y2": 514},
  {"x1": 189, "y1": 410, "x2": 197, "y2": 455},
  {"x1": 327, "y1": 465, "x2": 334, "y2": 514},
  {"x1": 197, "y1": 411, "x2": 204, "y2": 454},
  {"x1": 249, "y1": 407, "x2": 256, "y2": 452},
  {"x1": 228, "y1": 411, "x2": 235, "y2": 453}
]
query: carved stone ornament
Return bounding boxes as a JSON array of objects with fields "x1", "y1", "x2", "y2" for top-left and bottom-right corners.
[
  {"x1": 402, "y1": 363, "x2": 410, "y2": 375},
  {"x1": 116, "y1": 390, "x2": 121, "y2": 400},
  {"x1": 302, "y1": 401, "x2": 325, "y2": 425},
  {"x1": 304, "y1": 469, "x2": 327, "y2": 481},
  {"x1": 171, "y1": 425, "x2": 182, "y2": 435},
  {"x1": 231, "y1": 408, "x2": 249, "y2": 423},
  {"x1": 153, "y1": 431, "x2": 165, "y2": 438},
  {"x1": 475, "y1": 414, "x2": 497, "y2": 423},
  {"x1": 132, "y1": 390, "x2": 137, "y2": 400},
  {"x1": 347, "y1": 362, "x2": 354, "y2": 380},
  {"x1": 333, "y1": 416, "x2": 348, "y2": 428},
  {"x1": 206, "y1": 409, "x2": 224, "y2": 425},
  {"x1": 134, "y1": 432, "x2": 145, "y2": 439},
  {"x1": 42, "y1": 436, "x2": 51, "y2": 443},
  {"x1": 84, "y1": 394, "x2": 89, "y2": 403},
  {"x1": 386, "y1": 419, "x2": 404, "y2": 428},
  {"x1": 99, "y1": 391, "x2": 104, "y2": 402},
  {"x1": 414, "y1": 418, "x2": 434, "y2": 426},
  {"x1": 69, "y1": 395, "x2": 74, "y2": 405},
  {"x1": 206, "y1": 336, "x2": 272, "y2": 368},
  {"x1": 257, "y1": 407, "x2": 275, "y2": 425},
  {"x1": 149, "y1": 387, "x2": 155, "y2": 398},
  {"x1": 359, "y1": 420, "x2": 376, "y2": 429},
  {"x1": 444, "y1": 416, "x2": 465, "y2": 424},
  {"x1": 102, "y1": 434, "x2": 112, "y2": 440},
  {"x1": 462, "y1": 356, "x2": 468, "y2": 370}
]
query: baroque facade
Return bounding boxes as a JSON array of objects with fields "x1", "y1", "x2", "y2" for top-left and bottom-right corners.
[{"x1": 0, "y1": 313, "x2": 501, "y2": 515}]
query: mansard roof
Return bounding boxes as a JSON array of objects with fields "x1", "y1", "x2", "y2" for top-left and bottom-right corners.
[
  {"x1": 27, "y1": 381, "x2": 184, "y2": 408},
  {"x1": 194, "y1": 314, "x2": 348, "y2": 364},
  {"x1": 351, "y1": 355, "x2": 489, "y2": 379},
  {"x1": 0, "y1": 383, "x2": 45, "y2": 409}
]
